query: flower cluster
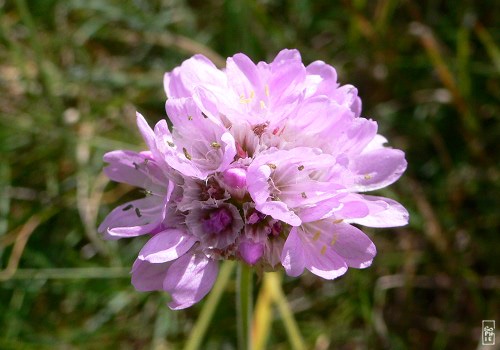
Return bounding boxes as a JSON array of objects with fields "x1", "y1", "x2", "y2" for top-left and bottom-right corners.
[{"x1": 99, "y1": 49, "x2": 408, "y2": 309}]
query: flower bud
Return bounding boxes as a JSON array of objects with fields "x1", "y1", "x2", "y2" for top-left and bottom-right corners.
[
  {"x1": 222, "y1": 167, "x2": 247, "y2": 189},
  {"x1": 239, "y1": 241, "x2": 264, "y2": 265}
]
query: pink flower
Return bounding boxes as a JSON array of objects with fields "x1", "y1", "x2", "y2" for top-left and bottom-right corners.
[{"x1": 99, "y1": 49, "x2": 408, "y2": 309}]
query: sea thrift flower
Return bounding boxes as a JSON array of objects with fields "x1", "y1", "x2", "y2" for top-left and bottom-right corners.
[{"x1": 99, "y1": 49, "x2": 409, "y2": 309}]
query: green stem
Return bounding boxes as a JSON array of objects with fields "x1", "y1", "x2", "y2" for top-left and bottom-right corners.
[
  {"x1": 268, "y1": 272, "x2": 306, "y2": 350},
  {"x1": 237, "y1": 262, "x2": 253, "y2": 350},
  {"x1": 184, "y1": 260, "x2": 235, "y2": 350}
]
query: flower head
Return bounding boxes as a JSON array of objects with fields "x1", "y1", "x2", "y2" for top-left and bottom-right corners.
[{"x1": 99, "y1": 49, "x2": 409, "y2": 309}]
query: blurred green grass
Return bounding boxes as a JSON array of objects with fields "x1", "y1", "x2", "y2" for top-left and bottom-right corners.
[{"x1": 1, "y1": 0, "x2": 499, "y2": 349}]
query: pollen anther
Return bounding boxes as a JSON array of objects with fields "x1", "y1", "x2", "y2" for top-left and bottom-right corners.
[
  {"x1": 313, "y1": 231, "x2": 321, "y2": 241},
  {"x1": 320, "y1": 245, "x2": 327, "y2": 255},
  {"x1": 240, "y1": 90, "x2": 255, "y2": 104},
  {"x1": 122, "y1": 204, "x2": 133, "y2": 211},
  {"x1": 183, "y1": 147, "x2": 192, "y2": 160}
]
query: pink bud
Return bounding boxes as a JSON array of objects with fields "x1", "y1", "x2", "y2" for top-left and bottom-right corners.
[
  {"x1": 223, "y1": 167, "x2": 247, "y2": 189},
  {"x1": 239, "y1": 241, "x2": 264, "y2": 265}
]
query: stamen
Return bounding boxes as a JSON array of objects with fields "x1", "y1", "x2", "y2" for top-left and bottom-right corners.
[
  {"x1": 267, "y1": 163, "x2": 277, "y2": 170},
  {"x1": 330, "y1": 234, "x2": 338, "y2": 246},
  {"x1": 183, "y1": 147, "x2": 192, "y2": 160},
  {"x1": 132, "y1": 162, "x2": 140, "y2": 170},
  {"x1": 313, "y1": 231, "x2": 321, "y2": 241},
  {"x1": 236, "y1": 142, "x2": 247, "y2": 158},
  {"x1": 277, "y1": 125, "x2": 286, "y2": 136},
  {"x1": 211, "y1": 142, "x2": 221, "y2": 149},
  {"x1": 167, "y1": 141, "x2": 175, "y2": 147},
  {"x1": 240, "y1": 91, "x2": 255, "y2": 104},
  {"x1": 270, "y1": 194, "x2": 281, "y2": 201},
  {"x1": 297, "y1": 165, "x2": 304, "y2": 171},
  {"x1": 188, "y1": 115, "x2": 193, "y2": 121},
  {"x1": 202, "y1": 112, "x2": 209, "y2": 119},
  {"x1": 301, "y1": 192, "x2": 307, "y2": 199},
  {"x1": 364, "y1": 174, "x2": 372, "y2": 180},
  {"x1": 265, "y1": 84, "x2": 270, "y2": 97},
  {"x1": 267, "y1": 177, "x2": 281, "y2": 195},
  {"x1": 259, "y1": 100, "x2": 267, "y2": 109},
  {"x1": 122, "y1": 204, "x2": 133, "y2": 211},
  {"x1": 135, "y1": 208, "x2": 142, "y2": 218},
  {"x1": 141, "y1": 189, "x2": 153, "y2": 196},
  {"x1": 252, "y1": 122, "x2": 269, "y2": 136},
  {"x1": 320, "y1": 245, "x2": 327, "y2": 255},
  {"x1": 333, "y1": 219, "x2": 344, "y2": 224}
]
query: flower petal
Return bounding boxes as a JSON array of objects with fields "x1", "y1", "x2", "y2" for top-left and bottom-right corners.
[
  {"x1": 136, "y1": 113, "x2": 177, "y2": 172},
  {"x1": 164, "y1": 55, "x2": 225, "y2": 98},
  {"x1": 136, "y1": 112, "x2": 157, "y2": 151},
  {"x1": 280, "y1": 227, "x2": 305, "y2": 277},
  {"x1": 347, "y1": 195, "x2": 409, "y2": 227},
  {"x1": 131, "y1": 259, "x2": 171, "y2": 291},
  {"x1": 299, "y1": 223, "x2": 348, "y2": 279},
  {"x1": 246, "y1": 164, "x2": 272, "y2": 204},
  {"x1": 103, "y1": 150, "x2": 168, "y2": 192},
  {"x1": 333, "y1": 118, "x2": 378, "y2": 156},
  {"x1": 304, "y1": 60, "x2": 339, "y2": 98},
  {"x1": 256, "y1": 200, "x2": 302, "y2": 227},
  {"x1": 138, "y1": 229, "x2": 197, "y2": 263},
  {"x1": 98, "y1": 196, "x2": 164, "y2": 239},
  {"x1": 330, "y1": 85, "x2": 362, "y2": 117},
  {"x1": 329, "y1": 222, "x2": 376, "y2": 268},
  {"x1": 163, "y1": 68, "x2": 189, "y2": 98},
  {"x1": 272, "y1": 48, "x2": 302, "y2": 63},
  {"x1": 267, "y1": 50, "x2": 306, "y2": 119},
  {"x1": 163, "y1": 97, "x2": 237, "y2": 179},
  {"x1": 247, "y1": 148, "x2": 340, "y2": 223},
  {"x1": 297, "y1": 219, "x2": 376, "y2": 278},
  {"x1": 226, "y1": 53, "x2": 263, "y2": 100},
  {"x1": 103, "y1": 150, "x2": 151, "y2": 188},
  {"x1": 285, "y1": 96, "x2": 352, "y2": 141},
  {"x1": 192, "y1": 84, "x2": 243, "y2": 125},
  {"x1": 149, "y1": 114, "x2": 208, "y2": 179},
  {"x1": 350, "y1": 148, "x2": 407, "y2": 191},
  {"x1": 303, "y1": 242, "x2": 347, "y2": 280},
  {"x1": 163, "y1": 253, "x2": 219, "y2": 310}
]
